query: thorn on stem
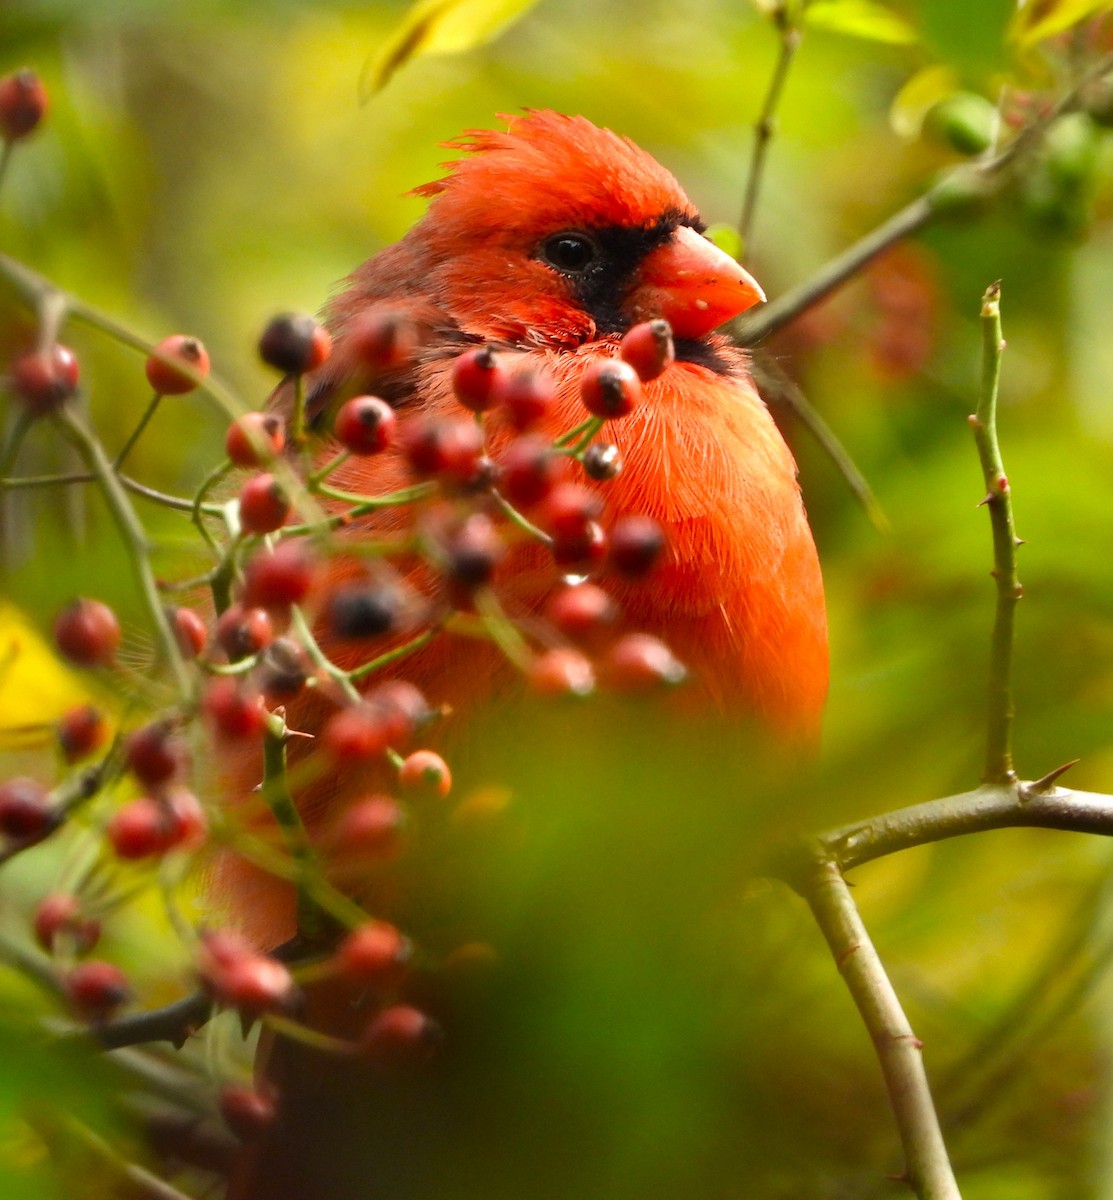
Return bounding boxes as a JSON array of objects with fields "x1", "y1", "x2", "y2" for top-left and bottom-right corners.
[{"x1": 1019, "y1": 758, "x2": 1080, "y2": 800}]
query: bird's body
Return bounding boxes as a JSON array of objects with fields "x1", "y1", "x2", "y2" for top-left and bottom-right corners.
[{"x1": 219, "y1": 110, "x2": 826, "y2": 1199}]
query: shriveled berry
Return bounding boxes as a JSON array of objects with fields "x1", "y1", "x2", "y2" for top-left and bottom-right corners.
[
  {"x1": 401, "y1": 416, "x2": 484, "y2": 485},
  {"x1": 107, "y1": 797, "x2": 175, "y2": 860},
  {"x1": 580, "y1": 358, "x2": 642, "y2": 419},
  {"x1": 326, "y1": 582, "x2": 404, "y2": 640},
  {"x1": 608, "y1": 516, "x2": 666, "y2": 578},
  {"x1": 242, "y1": 540, "x2": 315, "y2": 610},
  {"x1": 494, "y1": 365, "x2": 555, "y2": 430},
  {"x1": 499, "y1": 435, "x2": 561, "y2": 507},
  {"x1": 66, "y1": 960, "x2": 130, "y2": 1021},
  {"x1": 326, "y1": 796, "x2": 406, "y2": 865},
  {"x1": 322, "y1": 704, "x2": 392, "y2": 763},
  {"x1": 337, "y1": 921, "x2": 411, "y2": 986},
  {"x1": 0, "y1": 777, "x2": 52, "y2": 840},
  {"x1": 258, "y1": 313, "x2": 331, "y2": 375},
  {"x1": 581, "y1": 442, "x2": 623, "y2": 482},
  {"x1": 169, "y1": 606, "x2": 208, "y2": 658},
  {"x1": 226, "y1": 412, "x2": 285, "y2": 467},
  {"x1": 360, "y1": 1004, "x2": 442, "y2": 1067},
  {"x1": 348, "y1": 309, "x2": 418, "y2": 373},
  {"x1": 398, "y1": 750, "x2": 451, "y2": 799},
  {"x1": 619, "y1": 318, "x2": 675, "y2": 382},
  {"x1": 203, "y1": 677, "x2": 267, "y2": 740},
  {"x1": 441, "y1": 513, "x2": 503, "y2": 589},
  {"x1": 34, "y1": 894, "x2": 100, "y2": 955},
  {"x1": 451, "y1": 345, "x2": 503, "y2": 413},
  {"x1": 545, "y1": 583, "x2": 618, "y2": 643},
  {"x1": 215, "y1": 604, "x2": 274, "y2": 662},
  {"x1": 10, "y1": 345, "x2": 80, "y2": 416},
  {"x1": 527, "y1": 648, "x2": 596, "y2": 697},
  {"x1": 603, "y1": 633, "x2": 687, "y2": 690},
  {"x1": 257, "y1": 638, "x2": 308, "y2": 703},
  {"x1": 220, "y1": 1085, "x2": 278, "y2": 1142},
  {"x1": 54, "y1": 598, "x2": 120, "y2": 667},
  {"x1": 0, "y1": 69, "x2": 48, "y2": 141},
  {"x1": 125, "y1": 721, "x2": 184, "y2": 788},
  {"x1": 56, "y1": 703, "x2": 109, "y2": 763},
  {"x1": 334, "y1": 395, "x2": 396, "y2": 455},
  {"x1": 237, "y1": 473, "x2": 290, "y2": 534},
  {"x1": 145, "y1": 335, "x2": 210, "y2": 395}
]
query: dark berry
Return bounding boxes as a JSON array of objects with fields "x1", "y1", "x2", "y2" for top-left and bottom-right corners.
[
  {"x1": 125, "y1": 721, "x2": 184, "y2": 788},
  {"x1": 619, "y1": 318, "x2": 675, "y2": 382},
  {"x1": 11, "y1": 345, "x2": 80, "y2": 416},
  {"x1": 580, "y1": 358, "x2": 642, "y2": 419},
  {"x1": 65, "y1": 960, "x2": 130, "y2": 1022},
  {"x1": 608, "y1": 516, "x2": 666, "y2": 578},
  {"x1": 226, "y1": 412, "x2": 285, "y2": 467},
  {"x1": 398, "y1": 749, "x2": 451, "y2": 799},
  {"x1": 215, "y1": 604, "x2": 274, "y2": 662},
  {"x1": 326, "y1": 582, "x2": 404, "y2": 640},
  {"x1": 237, "y1": 473, "x2": 290, "y2": 534},
  {"x1": 145, "y1": 335, "x2": 210, "y2": 395},
  {"x1": 53, "y1": 598, "x2": 120, "y2": 667},
  {"x1": 401, "y1": 416, "x2": 484, "y2": 486},
  {"x1": 0, "y1": 69, "x2": 48, "y2": 141},
  {"x1": 451, "y1": 345, "x2": 503, "y2": 413},
  {"x1": 0, "y1": 777, "x2": 52, "y2": 840},
  {"x1": 551, "y1": 520, "x2": 607, "y2": 574},
  {"x1": 333, "y1": 394, "x2": 396, "y2": 455},
  {"x1": 258, "y1": 313, "x2": 331, "y2": 375},
  {"x1": 56, "y1": 703, "x2": 109, "y2": 763},
  {"x1": 257, "y1": 638, "x2": 308, "y2": 703},
  {"x1": 581, "y1": 442, "x2": 623, "y2": 482},
  {"x1": 441, "y1": 513, "x2": 503, "y2": 589},
  {"x1": 539, "y1": 483, "x2": 604, "y2": 541},
  {"x1": 367, "y1": 680, "x2": 431, "y2": 746}
]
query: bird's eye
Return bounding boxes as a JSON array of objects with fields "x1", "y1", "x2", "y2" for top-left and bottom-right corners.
[{"x1": 541, "y1": 233, "x2": 597, "y2": 274}]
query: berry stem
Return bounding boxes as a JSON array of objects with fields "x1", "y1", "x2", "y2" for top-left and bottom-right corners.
[
  {"x1": 192, "y1": 459, "x2": 233, "y2": 555},
  {"x1": 54, "y1": 408, "x2": 192, "y2": 698},
  {"x1": 112, "y1": 392, "x2": 162, "y2": 471},
  {"x1": 553, "y1": 415, "x2": 600, "y2": 449},
  {"x1": 0, "y1": 408, "x2": 34, "y2": 478},
  {"x1": 347, "y1": 623, "x2": 441, "y2": 683},
  {"x1": 288, "y1": 604, "x2": 361, "y2": 704},
  {"x1": 474, "y1": 586, "x2": 531, "y2": 670},
  {"x1": 315, "y1": 480, "x2": 436, "y2": 508},
  {"x1": 0, "y1": 140, "x2": 14, "y2": 198},
  {"x1": 308, "y1": 449, "x2": 351, "y2": 486},
  {"x1": 490, "y1": 490, "x2": 552, "y2": 546}
]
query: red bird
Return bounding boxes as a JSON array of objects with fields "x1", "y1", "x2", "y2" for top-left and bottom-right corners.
[{"x1": 220, "y1": 110, "x2": 827, "y2": 1199}]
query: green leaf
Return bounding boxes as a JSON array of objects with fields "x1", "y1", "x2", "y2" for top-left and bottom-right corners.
[
  {"x1": 803, "y1": 0, "x2": 918, "y2": 44},
  {"x1": 1012, "y1": 0, "x2": 1113, "y2": 47},
  {"x1": 910, "y1": 0, "x2": 1015, "y2": 71},
  {"x1": 359, "y1": 0, "x2": 541, "y2": 98}
]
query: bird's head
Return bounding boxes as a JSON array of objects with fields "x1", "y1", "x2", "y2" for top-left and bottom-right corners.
[{"x1": 408, "y1": 110, "x2": 765, "y2": 348}]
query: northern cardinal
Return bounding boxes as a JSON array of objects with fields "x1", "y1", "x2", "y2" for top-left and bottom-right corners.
[{"x1": 218, "y1": 110, "x2": 827, "y2": 1199}]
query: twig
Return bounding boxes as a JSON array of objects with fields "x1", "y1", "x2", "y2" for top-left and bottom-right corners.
[
  {"x1": 969, "y1": 283, "x2": 1020, "y2": 785},
  {"x1": 94, "y1": 991, "x2": 214, "y2": 1051},
  {"x1": 114, "y1": 393, "x2": 163, "y2": 470},
  {"x1": 805, "y1": 857, "x2": 961, "y2": 1200},
  {"x1": 739, "y1": 7, "x2": 802, "y2": 259},
  {"x1": 1, "y1": 468, "x2": 225, "y2": 515}
]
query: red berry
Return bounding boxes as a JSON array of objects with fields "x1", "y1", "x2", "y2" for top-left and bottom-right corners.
[
  {"x1": 326, "y1": 796, "x2": 406, "y2": 864},
  {"x1": 401, "y1": 416, "x2": 484, "y2": 485},
  {"x1": 238, "y1": 473, "x2": 290, "y2": 534},
  {"x1": 242, "y1": 540, "x2": 315, "y2": 610},
  {"x1": 580, "y1": 358, "x2": 642, "y2": 419},
  {"x1": 144, "y1": 334, "x2": 210, "y2": 395},
  {"x1": 203, "y1": 677, "x2": 267, "y2": 740},
  {"x1": 0, "y1": 777, "x2": 53, "y2": 840},
  {"x1": 551, "y1": 520, "x2": 607, "y2": 575},
  {"x1": 169, "y1": 606, "x2": 208, "y2": 658},
  {"x1": 603, "y1": 633, "x2": 687, "y2": 691},
  {"x1": 336, "y1": 921, "x2": 411, "y2": 986},
  {"x1": 258, "y1": 313, "x2": 331, "y2": 375},
  {"x1": 164, "y1": 787, "x2": 207, "y2": 850},
  {"x1": 545, "y1": 583, "x2": 618, "y2": 643},
  {"x1": 220, "y1": 1085, "x2": 278, "y2": 1141},
  {"x1": 581, "y1": 442, "x2": 623, "y2": 482},
  {"x1": 608, "y1": 515, "x2": 666, "y2": 578},
  {"x1": 10, "y1": 345, "x2": 80, "y2": 416},
  {"x1": 493, "y1": 364, "x2": 555, "y2": 430},
  {"x1": 125, "y1": 721, "x2": 185, "y2": 788},
  {"x1": 360, "y1": 1004, "x2": 441, "y2": 1067},
  {"x1": 107, "y1": 797, "x2": 175, "y2": 860},
  {"x1": 226, "y1": 412, "x2": 285, "y2": 467},
  {"x1": 348, "y1": 309, "x2": 418, "y2": 373},
  {"x1": 199, "y1": 932, "x2": 295, "y2": 1017},
  {"x1": 65, "y1": 960, "x2": 130, "y2": 1022},
  {"x1": 322, "y1": 704, "x2": 392, "y2": 763},
  {"x1": 54, "y1": 598, "x2": 120, "y2": 667},
  {"x1": 527, "y1": 648, "x2": 596, "y2": 697},
  {"x1": 619, "y1": 318, "x2": 675, "y2": 382},
  {"x1": 215, "y1": 604, "x2": 274, "y2": 662},
  {"x1": 34, "y1": 894, "x2": 100, "y2": 955},
  {"x1": 539, "y1": 483, "x2": 604, "y2": 541},
  {"x1": 499, "y1": 435, "x2": 561, "y2": 508},
  {"x1": 366, "y1": 680, "x2": 431, "y2": 746},
  {"x1": 56, "y1": 703, "x2": 109, "y2": 763},
  {"x1": 451, "y1": 345, "x2": 503, "y2": 413},
  {"x1": 333, "y1": 395, "x2": 396, "y2": 455},
  {"x1": 0, "y1": 69, "x2": 48, "y2": 141},
  {"x1": 256, "y1": 638, "x2": 308, "y2": 703},
  {"x1": 398, "y1": 750, "x2": 452, "y2": 799}
]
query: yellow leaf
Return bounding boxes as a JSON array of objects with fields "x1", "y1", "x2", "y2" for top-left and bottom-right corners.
[
  {"x1": 360, "y1": 0, "x2": 541, "y2": 99},
  {"x1": 1012, "y1": 0, "x2": 1113, "y2": 46},
  {"x1": 889, "y1": 63, "x2": 960, "y2": 140},
  {"x1": 804, "y1": 0, "x2": 919, "y2": 45}
]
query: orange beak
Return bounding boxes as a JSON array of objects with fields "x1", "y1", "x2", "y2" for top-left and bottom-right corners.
[{"x1": 625, "y1": 224, "x2": 765, "y2": 340}]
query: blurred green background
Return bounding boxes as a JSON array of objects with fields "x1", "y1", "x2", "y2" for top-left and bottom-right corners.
[{"x1": 3, "y1": 0, "x2": 1113, "y2": 1197}]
